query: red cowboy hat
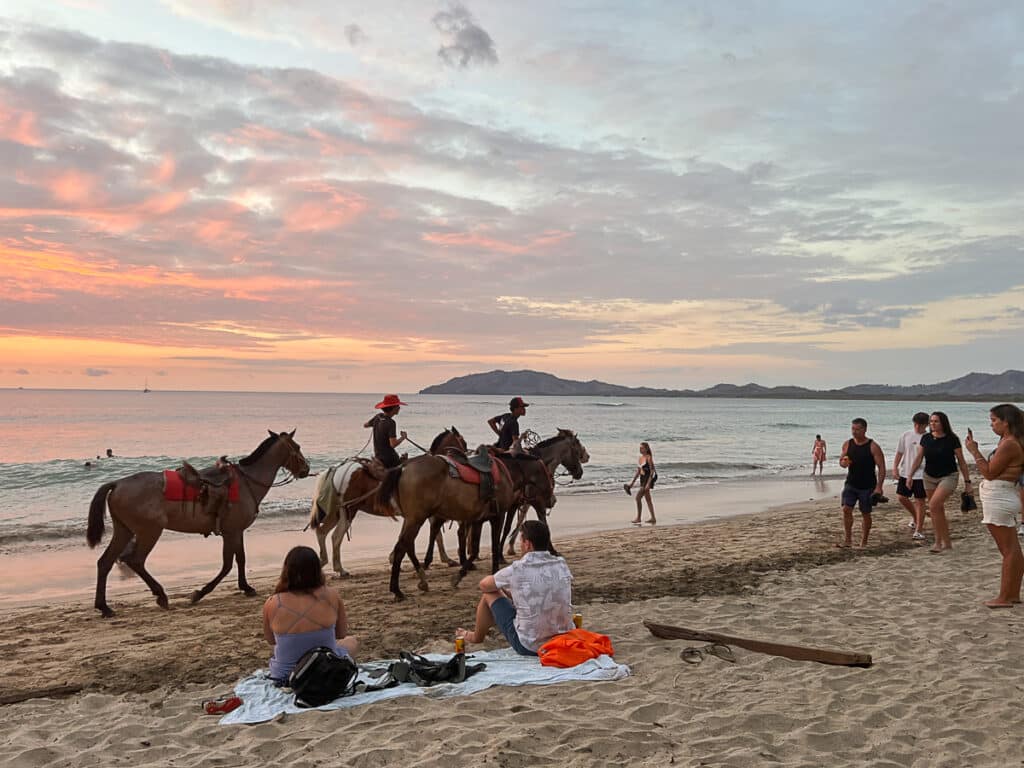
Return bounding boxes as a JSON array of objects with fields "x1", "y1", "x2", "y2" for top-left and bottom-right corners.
[{"x1": 374, "y1": 394, "x2": 408, "y2": 409}]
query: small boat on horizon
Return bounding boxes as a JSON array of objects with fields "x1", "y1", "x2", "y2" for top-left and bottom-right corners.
[{"x1": 143, "y1": 378, "x2": 150, "y2": 393}]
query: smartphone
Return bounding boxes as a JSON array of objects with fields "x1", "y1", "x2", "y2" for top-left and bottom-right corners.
[{"x1": 967, "y1": 428, "x2": 974, "y2": 441}]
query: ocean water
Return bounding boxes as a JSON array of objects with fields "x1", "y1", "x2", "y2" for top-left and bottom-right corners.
[{"x1": 0, "y1": 389, "x2": 1012, "y2": 552}]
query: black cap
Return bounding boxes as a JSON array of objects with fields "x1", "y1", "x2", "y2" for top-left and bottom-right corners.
[{"x1": 509, "y1": 396, "x2": 530, "y2": 409}]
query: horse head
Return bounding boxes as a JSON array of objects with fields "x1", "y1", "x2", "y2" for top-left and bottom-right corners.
[
  {"x1": 430, "y1": 426, "x2": 467, "y2": 455},
  {"x1": 556, "y1": 428, "x2": 588, "y2": 480},
  {"x1": 269, "y1": 429, "x2": 310, "y2": 478}
]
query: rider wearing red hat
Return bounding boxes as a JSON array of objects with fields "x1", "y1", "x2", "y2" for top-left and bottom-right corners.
[
  {"x1": 488, "y1": 396, "x2": 529, "y2": 454},
  {"x1": 364, "y1": 395, "x2": 408, "y2": 468}
]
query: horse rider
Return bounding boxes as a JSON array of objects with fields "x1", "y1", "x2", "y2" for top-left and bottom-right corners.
[
  {"x1": 488, "y1": 397, "x2": 529, "y2": 455},
  {"x1": 364, "y1": 394, "x2": 408, "y2": 470}
]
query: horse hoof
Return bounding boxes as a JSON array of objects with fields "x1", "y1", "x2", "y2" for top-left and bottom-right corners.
[
  {"x1": 417, "y1": 582, "x2": 429, "y2": 593},
  {"x1": 445, "y1": 561, "x2": 459, "y2": 568},
  {"x1": 156, "y1": 595, "x2": 169, "y2": 610},
  {"x1": 393, "y1": 592, "x2": 406, "y2": 602},
  {"x1": 190, "y1": 590, "x2": 204, "y2": 604},
  {"x1": 97, "y1": 606, "x2": 114, "y2": 619},
  {"x1": 333, "y1": 569, "x2": 351, "y2": 579},
  {"x1": 241, "y1": 586, "x2": 258, "y2": 597},
  {"x1": 465, "y1": 561, "x2": 477, "y2": 571}
]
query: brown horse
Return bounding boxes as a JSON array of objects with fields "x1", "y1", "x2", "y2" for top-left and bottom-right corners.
[
  {"x1": 87, "y1": 430, "x2": 310, "y2": 617},
  {"x1": 309, "y1": 427, "x2": 467, "y2": 576},
  {"x1": 503, "y1": 429, "x2": 590, "y2": 555},
  {"x1": 377, "y1": 451, "x2": 514, "y2": 600}
]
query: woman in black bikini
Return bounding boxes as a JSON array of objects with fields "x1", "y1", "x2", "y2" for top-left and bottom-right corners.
[{"x1": 626, "y1": 441, "x2": 657, "y2": 524}]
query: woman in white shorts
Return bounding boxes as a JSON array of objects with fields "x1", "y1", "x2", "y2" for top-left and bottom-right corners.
[
  {"x1": 965, "y1": 404, "x2": 1024, "y2": 608},
  {"x1": 908, "y1": 411, "x2": 972, "y2": 553}
]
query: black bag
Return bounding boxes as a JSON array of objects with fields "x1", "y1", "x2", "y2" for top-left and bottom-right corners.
[
  {"x1": 961, "y1": 491, "x2": 978, "y2": 512},
  {"x1": 288, "y1": 647, "x2": 358, "y2": 708},
  {"x1": 388, "y1": 651, "x2": 486, "y2": 687}
]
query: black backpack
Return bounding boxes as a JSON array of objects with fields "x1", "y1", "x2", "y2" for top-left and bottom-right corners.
[
  {"x1": 388, "y1": 651, "x2": 486, "y2": 687},
  {"x1": 288, "y1": 647, "x2": 358, "y2": 708}
]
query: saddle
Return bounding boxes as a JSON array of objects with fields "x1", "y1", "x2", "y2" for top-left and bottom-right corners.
[
  {"x1": 443, "y1": 446, "x2": 505, "y2": 502},
  {"x1": 357, "y1": 454, "x2": 408, "y2": 482},
  {"x1": 164, "y1": 460, "x2": 239, "y2": 535}
]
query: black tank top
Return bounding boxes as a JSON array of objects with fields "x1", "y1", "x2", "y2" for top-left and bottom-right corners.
[{"x1": 846, "y1": 439, "x2": 876, "y2": 490}]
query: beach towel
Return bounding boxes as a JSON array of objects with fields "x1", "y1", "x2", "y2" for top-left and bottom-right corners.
[
  {"x1": 219, "y1": 648, "x2": 630, "y2": 725},
  {"x1": 537, "y1": 629, "x2": 614, "y2": 668}
]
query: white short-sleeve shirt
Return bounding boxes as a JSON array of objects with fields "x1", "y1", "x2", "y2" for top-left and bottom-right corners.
[
  {"x1": 493, "y1": 551, "x2": 574, "y2": 651},
  {"x1": 896, "y1": 429, "x2": 925, "y2": 480}
]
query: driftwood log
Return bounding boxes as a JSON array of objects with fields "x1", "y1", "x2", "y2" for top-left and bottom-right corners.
[{"x1": 644, "y1": 620, "x2": 872, "y2": 668}]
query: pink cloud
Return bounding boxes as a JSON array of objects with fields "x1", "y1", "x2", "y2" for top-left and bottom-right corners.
[
  {"x1": 423, "y1": 229, "x2": 574, "y2": 255},
  {"x1": 0, "y1": 105, "x2": 44, "y2": 147}
]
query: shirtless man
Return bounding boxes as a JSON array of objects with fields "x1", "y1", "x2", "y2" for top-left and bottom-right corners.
[{"x1": 839, "y1": 418, "x2": 886, "y2": 548}]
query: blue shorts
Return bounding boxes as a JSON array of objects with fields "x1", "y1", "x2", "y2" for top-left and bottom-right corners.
[
  {"x1": 842, "y1": 484, "x2": 874, "y2": 515},
  {"x1": 489, "y1": 597, "x2": 536, "y2": 657}
]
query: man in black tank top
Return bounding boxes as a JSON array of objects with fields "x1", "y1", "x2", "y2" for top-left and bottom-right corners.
[{"x1": 839, "y1": 417, "x2": 887, "y2": 548}]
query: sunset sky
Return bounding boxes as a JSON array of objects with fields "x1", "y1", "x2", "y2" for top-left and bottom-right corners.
[{"x1": 1, "y1": 2, "x2": 1022, "y2": 392}]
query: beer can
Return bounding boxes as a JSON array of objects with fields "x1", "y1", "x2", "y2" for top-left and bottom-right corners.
[
  {"x1": 455, "y1": 636, "x2": 466, "y2": 653},
  {"x1": 572, "y1": 613, "x2": 583, "y2": 629}
]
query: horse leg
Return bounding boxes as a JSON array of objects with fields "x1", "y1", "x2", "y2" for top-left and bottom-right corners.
[
  {"x1": 506, "y1": 506, "x2": 527, "y2": 556},
  {"x1": 467, "y1": 521, "x2": 482, "y2": 564},
  {"x1": 391, "y1": 522, "x2": 428, "y2": 601},
  {"x1": 423, "y1": 516, "x2": 439, "y2": 570},
  {"x1": 330, "y1": 512, "x2": 352, "y2": 577},
  {"x1": 233, "y1": 531, "x2": 257, "y2": 596},
  {"x1": 191, "y1": 532, "x2": 235, "y2": 603},
  {"x1": 121, "y1": 528, "x2": 169, "y2": 610},
  {"x1": 315, "y1": 510, "x2": 337, "y2": 568},
  {"x1": 389, "y1": 538, "x2": 406, "y2": 601},
  {"x1": 435, "y1": 522, "x2": 457, "y2": 567},
  {"x1": 490, "y1": 514, "x2": 503, "y2": 574},
  {"x1": 94, "y1": 518, "x2": 134, "y2": 618}
]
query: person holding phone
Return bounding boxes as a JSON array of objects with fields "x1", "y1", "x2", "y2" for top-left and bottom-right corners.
[
  {"x1": 964, "y1": 405, "x2": 1024, "y2": 608},
  {"x1": 907, "y1": 411, "x2": 971, "y2": 553}
]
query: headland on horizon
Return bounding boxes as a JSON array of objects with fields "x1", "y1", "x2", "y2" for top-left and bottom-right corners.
[{"x1": 420, "y1": 368, "x2": 1024, "y2": 401}]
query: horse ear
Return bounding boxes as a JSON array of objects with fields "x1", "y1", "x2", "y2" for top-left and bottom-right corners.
[
  {"x1": 288, "y1": 429, "x2": 296, "y2": 438},
  {"x1": 268, "y1": 429, "x2": 277, "y2": 438}
]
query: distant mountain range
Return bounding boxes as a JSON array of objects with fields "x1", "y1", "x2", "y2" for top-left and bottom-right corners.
[{"x1": 419, "y1": 369, "x2": 1024, "y2": 401}]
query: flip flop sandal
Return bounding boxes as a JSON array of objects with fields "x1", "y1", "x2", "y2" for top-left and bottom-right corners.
[
  {"x1": 623, "y1": 484, "x2": 633, "y2": 496},
  {"x1": 704, "y1": 643, "x2": 736, "y2": 663},
  {"x1": 680, "y1": 647, "x2": 704, "y2": 665}
]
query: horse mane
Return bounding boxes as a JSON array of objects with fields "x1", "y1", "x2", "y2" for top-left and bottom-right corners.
[
  {"x1": 429, "y1": 429, "x2": 453, "y2": 454},
  {"x1": 239, "y1": 433, "x2": 279, "y2": 466},
  {"x1": 533, "y1": 429, "x2": 572, "y2": 450}
]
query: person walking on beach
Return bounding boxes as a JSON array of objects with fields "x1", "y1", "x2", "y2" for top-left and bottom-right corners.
[
  {"x1": 964, "y1": 404, "x2": 1024, "y2": 608},
  {"x1": 893, "y1": 413, "x2": 929, "y2": 541},
  {"x1": 364, "y1": 394, "x2": 408, "y2": 469},
  {"x1": 907, "y1": 411, "x2": 972, "y2": 553},
  {"x1": 811, "y1": 435, "x2": 827, "y2": 476},
  {"x1": 263, "y1": 546, "x2": 359, "y2": 681},
  {"x1": 488, "y1": 396, "x2": 529, "y2": 454},
  {"x1": 838, "y1": 418, "x2": 886, "y2": 548},
  {"x1": 626, "y1": 441, "x2": 657, "y2": 524},
  {"x1": 455, "y1": 520, "x2": 573, "y2": 656}
]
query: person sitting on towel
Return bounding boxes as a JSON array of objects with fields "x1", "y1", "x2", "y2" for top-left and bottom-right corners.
[
  {"x1": 263, "y1": 546, "x2": 359, "y2": 681},
  {"x1": 455, "y1": 520, "x2": 573, "y2": 656}
]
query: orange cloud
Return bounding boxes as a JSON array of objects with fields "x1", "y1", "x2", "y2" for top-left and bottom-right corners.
[
  {"x1": 283, "y1": 183, "x2": 368, "y2": 232},
  {"x1": 423, "y1": 229, "x2": 574, "y2": 254},
  {"x1": 51, "y1": 170, "x2": 101, "y2": 205},
  {"x1": 151, "y1": 154, "x2": 176, "y2": 184},
  {"x1": 0, "y1": 104, "x2": 43, "y2": 147}
]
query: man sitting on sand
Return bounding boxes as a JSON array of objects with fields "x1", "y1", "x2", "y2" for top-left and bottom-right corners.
[
  {"x1": 838, "y1": 418, "x2": 886, "y2": 548},
  {"x1": 456, "y1": 520, "x2": 574, "y2": 656}
]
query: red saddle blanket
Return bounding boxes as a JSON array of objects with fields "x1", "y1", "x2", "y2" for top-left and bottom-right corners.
[
  {"x1": 163, "y1": 469, "x2": 240, "y2": 503},
  {"x1": 442, "y1": 456, "x2": 509, "y2": 486}
]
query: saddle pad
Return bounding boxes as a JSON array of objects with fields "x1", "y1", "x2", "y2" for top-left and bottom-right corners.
[
  {"x1": 442, "y1": 456, "x2": 505, "y2": 486},
  {"x1": 163, "y1": 469, "x2": 240, "y2": 502}
]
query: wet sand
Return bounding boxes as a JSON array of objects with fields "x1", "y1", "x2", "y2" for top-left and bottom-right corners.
[{"x1": 6, "y1": 484, "x2": 1022, "y2": 766}]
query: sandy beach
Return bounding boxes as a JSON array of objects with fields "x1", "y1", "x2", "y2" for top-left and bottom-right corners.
[{"x1": 3, "y1": 488, "x2": 1023, "y2": 767}]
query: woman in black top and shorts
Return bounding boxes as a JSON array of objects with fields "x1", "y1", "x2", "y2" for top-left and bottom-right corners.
[{"x1": 908, "y1": 411, "x2": 972, "y2": 553}]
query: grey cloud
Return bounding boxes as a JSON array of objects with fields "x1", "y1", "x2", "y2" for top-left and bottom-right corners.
[
  {"x1": 85, "y1": 368, "x2": 110, "y2": 377},
  {"x1": 344, "y1": 24, "x2": 366, "y2": 46},
  {"x1": 432, "y1": 3, "x2": 497, "y2": 69},
  {"x1": 15, "y1": 368, "x2": 29, "y2": 375}
]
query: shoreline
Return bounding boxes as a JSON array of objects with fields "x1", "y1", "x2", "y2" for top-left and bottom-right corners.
[{"x1": 0, "y1": 474, "x2": 845, "y2": 607}]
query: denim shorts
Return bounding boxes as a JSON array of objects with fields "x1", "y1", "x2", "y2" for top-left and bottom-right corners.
[
  {"x1": 842, "y1": 484, "x2": 874, "y2": 515},
  {"x1": 489, "y1": 597, "x2": 536, "y2": 657}
]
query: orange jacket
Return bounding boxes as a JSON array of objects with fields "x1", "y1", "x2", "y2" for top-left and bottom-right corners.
[{"x1": 537, "y1": 629, "x2": 614, "y2": 668}]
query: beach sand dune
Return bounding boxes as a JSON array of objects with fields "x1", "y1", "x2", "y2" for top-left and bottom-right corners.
[{"x1": 3, "y1": 498, "x2": 1023, "y2": 767}]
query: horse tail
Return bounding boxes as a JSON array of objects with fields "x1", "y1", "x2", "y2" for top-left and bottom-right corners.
[
  {"x1": 307, "y1": 472, "x2": 328, "y2": 532},
  {"x1": 376, "y1": 466, "x2": 403, "y2": 514},
  {"x1": 87, "y1": 482, "x2": 116, "y2": 548}
]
